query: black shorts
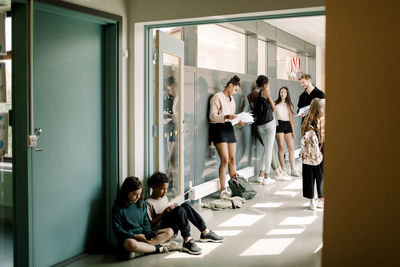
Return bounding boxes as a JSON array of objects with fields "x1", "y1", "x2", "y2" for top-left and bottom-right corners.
[
  {"x1": 209, "y1": 122, "x2": 237, "y2": 144},
  {"x1": 276, "y1": 120, "x2": 292, "y2": 134}
]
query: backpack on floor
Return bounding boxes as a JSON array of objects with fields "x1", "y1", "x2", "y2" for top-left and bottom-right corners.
[{"x1": 228, "y1": 175, "x2": 257, "y2": 200}]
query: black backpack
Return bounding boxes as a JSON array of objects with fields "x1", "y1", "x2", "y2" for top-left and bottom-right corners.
[{"x1": 228, "y1": 175, "x2": 257, "y2": 200}]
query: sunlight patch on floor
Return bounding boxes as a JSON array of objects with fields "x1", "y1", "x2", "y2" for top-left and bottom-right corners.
[
  {"x1": 314, "y1": 243, "x2": 323, "y2": 253},
  {"x1": 240, "y1": 238, "x2": 295, "y2": 256},
  {"x1": 251, "y1": 202, "x2": 283, "y2": 208},
  {"x1": 274, "y1": 191, "x2": 298, "y2": 197},
  {"x1": 218, "y1": 214, "x2": 265, "y2": 227},
  {"x1": 279, "y1": 216, "x2": 317, "y2": 225},
  {"x1": 213, "y1": 230, "x2": 242, "y2": 236},
  {"x1": 164, "y1": 243, "x2": 222, "y2": 259},
  {"x1": 283, "y1": 179, "x2": 302, "y2": 190},
  {"x1": 266, "y1": 228, "x2": 305, "y2": 235}
]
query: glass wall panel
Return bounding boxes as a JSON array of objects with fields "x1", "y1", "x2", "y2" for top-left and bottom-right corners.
[
  {"x1": 277, "y1": 46, "x2": 300, "y2": 80},
  {"x1": 258, "y1": 40, "x2": 266, "y2": 75},
  {"x1": 198, "y1": 24, "x2": 245, "y2": 74}
]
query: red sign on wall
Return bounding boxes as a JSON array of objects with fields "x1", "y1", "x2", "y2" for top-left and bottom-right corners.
[{"x1": 290, "y1": 57, "x2": 301, "y2": 73}]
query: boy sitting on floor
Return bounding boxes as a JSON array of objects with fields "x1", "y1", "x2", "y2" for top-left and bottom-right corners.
[{"x1": 146, "y1": 172, "x2": 224, "y2": 255}]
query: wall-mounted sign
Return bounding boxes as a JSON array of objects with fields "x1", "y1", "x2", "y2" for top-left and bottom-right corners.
[
  {"x1": 0, "y1": 63, "x2": 6, "y2": 103},
  {"x1": 291, "y1": 57, "x2": 301, "y2": 73},
  {"x1": 0, "y1": 12, "x2": 5, "y2": 56},
  {"x1": 0, "y1": 112, "x2": 8, "y2": 156}
]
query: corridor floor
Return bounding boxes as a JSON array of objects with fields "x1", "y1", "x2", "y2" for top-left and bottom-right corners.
[{"x1": 68, "y1": 174, "x2": 323, "y2": 267}]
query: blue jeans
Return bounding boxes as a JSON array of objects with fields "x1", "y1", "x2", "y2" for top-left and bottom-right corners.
[{"x1": 257, "y1": 120, "x2": 276, "y2": 174}]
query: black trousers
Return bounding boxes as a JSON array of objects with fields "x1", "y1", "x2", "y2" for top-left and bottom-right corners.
[
  {"x1": 160, "y1": 203, "x2": 207, "y2": 239},
  {"x1": 302, "y1": 163, "x2": 323, "y2": 199}
]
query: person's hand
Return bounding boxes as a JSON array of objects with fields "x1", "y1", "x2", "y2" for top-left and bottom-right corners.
[
  {"x1": 238, "y1": 121, "x2": 244, "y2": 127},
  {"x1": 172, "y1": 203, "x2": 179, "y2": 208},
  {"x1": 134, "y1": 234, "x2": 149, "y2": 243},
  {"x1": 292, "y1": 132, "x2": 295, "y2": 139},
  {"x1": 225, "y1": 114, "x2": 237, "y2": 120},
  {"x1": 163, "y1": 205, "x2": 176, "y2": 215}
]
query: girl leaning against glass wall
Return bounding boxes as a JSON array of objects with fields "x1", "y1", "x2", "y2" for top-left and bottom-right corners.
[
  {"x1": 209, "y1": 75, "x2": 244, "y2": 199},
  {"x1": 274, "y1": 86, "x2": 301, "y2": 177}
]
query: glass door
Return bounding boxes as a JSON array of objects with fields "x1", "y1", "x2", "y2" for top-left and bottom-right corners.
[{"x1": 155, "y1": 30, "x2": 184, "y2": 202}]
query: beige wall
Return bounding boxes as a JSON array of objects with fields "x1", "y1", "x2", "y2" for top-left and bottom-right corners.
[
  {"x1": 322, "y1": 0, "x2": 399, "y2": 266},
  {"x1": 129, "y1": 0, "x2": 324, "y2": 22}
]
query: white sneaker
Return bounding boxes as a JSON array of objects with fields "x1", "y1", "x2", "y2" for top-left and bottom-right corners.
[
  {"x1": 275, "y1": 173, "x2": 292, "y2": 181},
  {"x1": 262, "y1": 178, "x2": 276, "y2": 185},
  {"x1": 219, "y1": 189, "x2": 231, "y2": 199},
  {"x1": 309, "y1": 199, "x2": 316, "y2": 210},
  {"x1": 275, "y1": 173, "x2": 285, "y2": 181},
  {"x1": 128, "y1": 251, "x2": 144, "y2": 259},
  {"x1": 256, "y1": 176, "x2": 264, "y2": 183},
  {"x1": 162, "y1": 240, "x2": 179, "y2": 252},
  {"x1": 316, "y1": 199, "x2": 324, "y2": 209},
  {"x1": 290, "y1": 169, "x2": 301, "y2": 177}
]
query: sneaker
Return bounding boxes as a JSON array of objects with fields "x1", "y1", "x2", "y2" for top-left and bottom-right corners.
[
  {"x1": 256, "y1": 176, "x2": 264, "y2": 183},
  {"x1": 162, "y1": 240, "x2": 179, "y2": 252},
  {"x1": 200, "y1": 230, "x2": 224, "y2": 243},
  {"x1": 128, "y1": 251, "x2": 144, "y2": 259},
  {"x1": 309, "y1": 199, "x2": 316, "y2": 210},
  {"x1": 275, "y1": 173, "x2": 291, "y2": 181},
  {"x1": 316, "y1": 199, "x2": 324, "y2": 209},
  {"x1": 219, "y1": 189, "x2": 231, "y2": 199},
  {"x1": 290, "y1": 169, "x2": 301, "y2": 177},
  {"x1": 182, "y1": 239, "x2": 202, "y2": 255},
  {"x1": 283, "y1": 172, "x2": 293, "y2": 180},
  {"x1": 262, "y1": 178, "x2": 276, "y2": 185}
]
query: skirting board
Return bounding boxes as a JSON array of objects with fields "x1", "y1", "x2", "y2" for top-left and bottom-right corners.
[{"x1": 188, "y1": 167, "x2": 254, "y2": 201}]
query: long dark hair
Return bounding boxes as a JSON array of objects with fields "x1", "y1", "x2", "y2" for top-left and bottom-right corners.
[
  {"x1": 225, "y1": 75, "x2": 241, "y2": 88},
  {"x1": 275, "y1": 86, "x2": 294, "y2": 114},
  {"x1": 115, "y1": 177, "x2": 143, "y2": 208}
]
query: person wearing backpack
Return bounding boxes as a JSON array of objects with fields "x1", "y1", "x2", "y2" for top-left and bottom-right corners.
[
  {"x1": 300, "y1": 98, "x2": 325, "y2": 210},
  {"x1": 253, "y1": 75, "x2": 276, "y2": 185}
]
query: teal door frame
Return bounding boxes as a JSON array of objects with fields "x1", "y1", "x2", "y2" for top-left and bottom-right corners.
[{"x1": 11, "y1": 0, "x2": 121, "y2": 266}]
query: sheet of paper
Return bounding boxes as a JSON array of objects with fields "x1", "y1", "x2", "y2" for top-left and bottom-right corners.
[
  {"x1": 230, "y1": 111, "x2": 254, "y2": 125},
  {"x1": 297, "y1": 105, "x2": 310, "y2": 117}
]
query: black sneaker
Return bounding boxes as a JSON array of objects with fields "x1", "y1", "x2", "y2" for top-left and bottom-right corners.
[
  {"x1": 200, "y1": 230, "x2": 224, "y2": 243},
  {"x1": 182, "y1": 239, "x2": 202, "y2": 255}
]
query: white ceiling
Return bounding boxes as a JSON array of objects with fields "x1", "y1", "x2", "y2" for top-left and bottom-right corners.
[{"x1": 264, "y1": 16, "x2": 325, "y2": 49}]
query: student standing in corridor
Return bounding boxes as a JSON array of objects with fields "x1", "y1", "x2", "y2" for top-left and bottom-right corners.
[{"x1": 209, "y1": 75, "x2": 244, "y2": 199}]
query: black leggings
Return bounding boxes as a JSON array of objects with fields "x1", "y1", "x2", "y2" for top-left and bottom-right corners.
[
  {"x1": 160, "y1": 203, "x2": 207, "y2": 239},
  {"x1": 302, "y1": 163, "x2": 323, "y2": 199}
]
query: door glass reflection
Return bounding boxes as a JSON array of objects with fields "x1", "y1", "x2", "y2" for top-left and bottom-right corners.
[{"x1": 161, "y1": 52, "x2": 180, "y2": 200}]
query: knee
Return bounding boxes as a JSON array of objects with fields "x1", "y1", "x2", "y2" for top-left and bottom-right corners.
[
  {"x1": 180, "y1": 203, "x2": 190, "y2": 210},
  {"x1": 220, "y1": 157, "x2": 229, "y2": 166},
  {"x1": 125, "y1": 239, "x2": 138, "y2": 251},
  {"x1": 228, "y1": 156, "x2": 235, "y2": 165},
  {"x1": 166, "y1": 228, "x2": 174, "y2": 238},
  {"x1": 175, "y1": 205, "x2": 186, "y2": 215}
]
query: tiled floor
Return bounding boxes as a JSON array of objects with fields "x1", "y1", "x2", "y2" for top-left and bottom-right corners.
[{"x1": 68, "y1": 170, "x2": 323, "y2": 267}]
